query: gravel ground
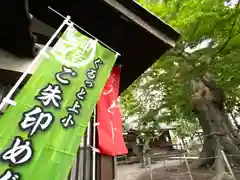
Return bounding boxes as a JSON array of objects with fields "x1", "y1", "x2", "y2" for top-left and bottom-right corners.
[
  {"x1": 116, "y1": 160, "x2": 240, "y2": 180},
  {"x1": 115, "y1": 160, "x2": 182, "y2": 180}
]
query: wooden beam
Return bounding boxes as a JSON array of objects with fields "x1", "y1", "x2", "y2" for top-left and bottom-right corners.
[
  {"x1": 98, "y1": 155, "x2": 114, "y2": 180},
  {"x1": 103, "y1": 0, "x2": 176, "y2": 47}
]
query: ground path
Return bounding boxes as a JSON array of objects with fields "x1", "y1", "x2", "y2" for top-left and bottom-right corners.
[{"x1": 116, "y1": 160, "x2": 181, "y2": 180}]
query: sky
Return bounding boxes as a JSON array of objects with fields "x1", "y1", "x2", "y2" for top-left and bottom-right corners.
[{"x1": 225, "y1": 0, "x2": 239, "y2": 7}]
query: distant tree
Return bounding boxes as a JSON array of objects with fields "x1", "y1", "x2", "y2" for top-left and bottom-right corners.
[{"x1": 122, "y1": 0, "x2": 240, "y2": 178}]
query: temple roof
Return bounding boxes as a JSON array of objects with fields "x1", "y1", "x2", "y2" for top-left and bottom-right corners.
[{"x1": 0, "y1": 0, "x2": 180, "y2": 93}]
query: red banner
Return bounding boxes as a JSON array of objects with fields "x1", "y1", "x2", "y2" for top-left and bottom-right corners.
[{"x1": 97, "y1": 66, "x2": 128, "y2": 156}]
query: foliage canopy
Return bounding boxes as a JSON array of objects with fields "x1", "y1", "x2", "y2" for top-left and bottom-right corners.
[{"x1": 121, "y1": 0, "x2": 240, "y2": 137}]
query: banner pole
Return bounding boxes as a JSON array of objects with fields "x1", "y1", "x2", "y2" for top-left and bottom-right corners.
[
  {"x1": 0, "y1": 16, "x2": 71, "y2": 111},
  {"x1": 92, "y1": 107, "x2": 97, "y2": 180}
]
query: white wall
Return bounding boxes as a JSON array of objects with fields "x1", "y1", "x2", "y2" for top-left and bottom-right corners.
[
  {"x1": 0, "y1": 17, "x2": 56, "y2": 74},
  {"x1": 0, "y1": 47, "x2": 52, "y2": 74},
  {"x1": 0, "y1": 48, "x2": 37, "y2": 74}
]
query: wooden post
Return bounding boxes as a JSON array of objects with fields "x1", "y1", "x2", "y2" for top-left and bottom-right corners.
[
  {"x1": 68, "y1": 115, "x2": 95, "y2": 180},
  {"x1": 95, "y1": 107, "x2": 115, "y2": 180},
  {"x1": 97, "y1": 155, "x2": 114, "y2": 180},
  {"x1": 221, "y1": 150, "x2": 236, "y2": 180},
  {"x1": 113, "y1": 157, "x2": 117, "y2": 179},
  {"x1": 184, "y1": 154, "x2": 194, "y2": 180},
  {"x1": 69, "y1": 107, "x2": 115, "y2": 180}
]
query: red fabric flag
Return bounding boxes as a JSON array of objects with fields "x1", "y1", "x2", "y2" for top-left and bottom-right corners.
[{"x1": 97, "y1": 66, "x2": 128, "y2": 156}]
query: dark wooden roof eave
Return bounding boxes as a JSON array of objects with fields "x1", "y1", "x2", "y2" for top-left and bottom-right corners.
[{"x1": 102, "y1": 0, "x2": 179, "y2": 47}]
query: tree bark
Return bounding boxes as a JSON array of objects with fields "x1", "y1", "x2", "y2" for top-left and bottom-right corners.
[{"x1": 191, "y1": 74, "x2": 240, "y2": 179}]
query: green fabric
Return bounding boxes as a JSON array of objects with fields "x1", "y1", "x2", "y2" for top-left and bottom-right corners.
[{"x1": 0, "y1": 26, "x2": 117, "y2": 179}]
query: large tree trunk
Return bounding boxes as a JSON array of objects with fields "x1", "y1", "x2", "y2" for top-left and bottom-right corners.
[{"x1": 191, "y1": 73, "x2": 240, "y2": 179}]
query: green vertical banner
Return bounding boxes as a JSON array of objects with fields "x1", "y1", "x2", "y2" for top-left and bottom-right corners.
[{"x1": 0, "y1": 26, "x2": 117, "y2": 180}]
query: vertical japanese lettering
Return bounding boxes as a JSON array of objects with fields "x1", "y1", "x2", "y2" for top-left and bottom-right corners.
[
  {"x1": 60, "y1": 114, "x2": 75, "y2": 128},
  {"x1": 0, "y1": 169, "x2": 20, "y2": 180},
  {"x1": 35, "y1": 84, "x2": 62, "y2": 108},
  {"x1": 19, "y1": 106, "x2": 54, "y2": 137},
  {"x1": 0, "y1": 136, "x2": 33, "y2": 165},
  {"x1": 67, "y1": 100, "x2": 81, "y2": 115},
  {"x1": 55, "y1": 66, "x2": 77, "y2": 85},
  {"x1": 85, "y1": 80, "x2": 94, "y2": 88},
  {"x1": 76, "y1": 87, "x2": 87, "y2": 101},
  {"x1": 86, "y1": 68, "x2": 97, "y2": 80},
  {"x1": 93, "y1": 58, "x2": 104, "y2": 69}
]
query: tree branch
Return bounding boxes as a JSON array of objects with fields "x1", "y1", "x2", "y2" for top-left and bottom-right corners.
[
  {"x1": 218, "y1": 15, "x2": 239, "y2": 53},
  {"x1": 209, "y1": 11, "x2": 240, "y2": 67},
  {"x1": 137, "y1": 108, "x2": 162, "y2": 123},
  {"x1": 190, "y1": 18, "x2": 201, "y2": 40}
]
